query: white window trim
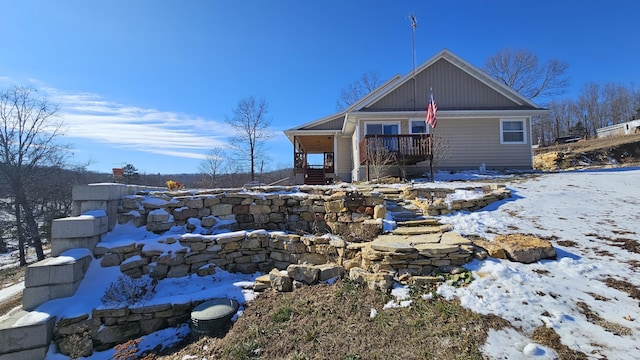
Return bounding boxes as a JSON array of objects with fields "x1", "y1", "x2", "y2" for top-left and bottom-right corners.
[
  {"x1": 364, "y1": 121, "x2": 401, "y2": 135},
  {"x1": 500, "y1": 118, "x2": 527, "y2": 145},
  {"x1": 409, "y1": 118, "x2": 430, "y2": 134}
]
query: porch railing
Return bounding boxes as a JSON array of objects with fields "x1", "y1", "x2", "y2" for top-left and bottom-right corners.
[{"x1": 359, "y1": 134, "x2": 432, "y2": 165}]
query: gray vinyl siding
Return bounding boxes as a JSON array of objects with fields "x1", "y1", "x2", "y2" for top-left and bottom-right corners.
[
  {"x1": 366, "y1": 58, "x2": 522, "y2": 111},
  {"x1": 303, "y1": 116, "x2": 344, "y2": 130},
  {"x1": 435, "y1": 118, "x2": 532, "y2": 169}
]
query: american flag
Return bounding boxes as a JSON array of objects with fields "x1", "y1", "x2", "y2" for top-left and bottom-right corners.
[{"x1": 426, "y1": 91, "x2": 437, "y2": 128}]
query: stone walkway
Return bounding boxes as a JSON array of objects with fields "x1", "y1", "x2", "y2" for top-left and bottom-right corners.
[{"x1": 349, "y1": 199, "x2": 475, "y2": 278}]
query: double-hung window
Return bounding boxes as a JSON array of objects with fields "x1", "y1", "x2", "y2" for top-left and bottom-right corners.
[{"x1": 500, "y1": 119, "x2": 526, "y2": 144}]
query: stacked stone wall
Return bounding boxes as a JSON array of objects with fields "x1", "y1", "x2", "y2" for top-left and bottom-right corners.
[
  {"x1": 118, "y1": 189, "x2": 385, "y2": 236},
  {"x1": 95, "y1": 231, "x2": 352, "y2": 278},
  {"x1": 47, "y1": 183, "x2": 511, "y2": 358}
]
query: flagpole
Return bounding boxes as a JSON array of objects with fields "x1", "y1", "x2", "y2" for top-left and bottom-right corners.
[
  {"x1": 410, "y1": 13, "x2": 417, "y2": 110},
  {"x1": 426, "y1": 87, "x2": 436, "y2": 182}
]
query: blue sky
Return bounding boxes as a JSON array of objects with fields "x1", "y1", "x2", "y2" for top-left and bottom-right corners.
[{"x1": 1, "y1": 1, "x2": 638, "y2": 174}]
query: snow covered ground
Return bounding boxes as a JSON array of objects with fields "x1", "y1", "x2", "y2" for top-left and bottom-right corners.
[
  {"x1": 2, "y1": 168, "x2": 640, "y2": 359},
  {"x1": 438, "y1": 168, "x2": 640, "y2": 359}
]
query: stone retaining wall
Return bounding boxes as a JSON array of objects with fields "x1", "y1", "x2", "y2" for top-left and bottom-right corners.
[
  {"x1": 117, "y1": 188, "x2": 386, "y2": 236},
  {"x1": 96, "y1": 231, "x2": 353, "y2": 278},
  {"x1": 21, "y1": 182, "x2": 511, "y2": 359},
  {"x1": 53, "y1": 300, "x2": 199, "y2": 357}
]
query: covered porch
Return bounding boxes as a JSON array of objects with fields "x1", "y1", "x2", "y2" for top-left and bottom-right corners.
[{"x1": 293, "y1": 135, "x2": 335, "y2": 185}]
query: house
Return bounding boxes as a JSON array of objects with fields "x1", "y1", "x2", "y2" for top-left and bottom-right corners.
[{"x1": 284, "y1": 49, "x2": 548, "y2": 185}]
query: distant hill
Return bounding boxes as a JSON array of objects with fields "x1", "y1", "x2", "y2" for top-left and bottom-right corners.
[{"x1": 533, "y1": 133, "x2": 640, "y2": 170}]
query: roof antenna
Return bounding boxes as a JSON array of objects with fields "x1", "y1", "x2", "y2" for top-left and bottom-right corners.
[{"x1": 409, "y1": 13, "x2": 418, "y2": 110}]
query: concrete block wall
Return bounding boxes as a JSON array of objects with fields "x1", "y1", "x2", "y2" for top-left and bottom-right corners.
[
  {"x1": 22, "y1": 250, "x2": 92, "y2": 311},
  {"x1": 0, "y1": 309, "x2": 56, "y2": 360},
  {"x1": 0, "y1": 184, "x2": 163, "y2": 360}
]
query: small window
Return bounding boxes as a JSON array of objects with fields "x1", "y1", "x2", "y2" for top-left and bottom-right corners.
[
  {"x1": 366, "y1": 123, "x2": 399, "y2": 135},
  {"x1": 410, "y1": 119, "x2": 429, "y2": 134},
  {"x1": 500, "y1": 119, "x2": 526, "y2": 144}
]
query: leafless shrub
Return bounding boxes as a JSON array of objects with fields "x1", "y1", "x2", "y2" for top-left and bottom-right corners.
[
  {"x1": 364, "y1": 138, "x2": 397, "y2": 181},
  {"x1": 101, "y1": 275, "x2": 155, "y2": 307}
]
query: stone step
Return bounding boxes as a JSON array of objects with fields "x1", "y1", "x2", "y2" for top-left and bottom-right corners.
[
  {"x1": 396, "y1": 218, "x2": 441, "y2": 227},
  {"x1": 392, "y1": 224, "x2": 453, "y2": 236},
  {"x1": 390, "y1": 212, "x2": 422, "y2": 221}
]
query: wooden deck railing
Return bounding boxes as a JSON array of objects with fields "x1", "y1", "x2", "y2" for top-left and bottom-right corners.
[{"x1": 359, "y1": 134, "x2": 432, "y2": 165}]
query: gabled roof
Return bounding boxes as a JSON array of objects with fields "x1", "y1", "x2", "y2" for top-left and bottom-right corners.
[
  {"x1": 286, "y1": 49, "x2": 547, "y2": 141},
  {"x1": 352, "y1": 49, "x2": 543, "y2": 112},
  {"x1": 284, "y1": 74, "x2": 402, "y2": 133}
]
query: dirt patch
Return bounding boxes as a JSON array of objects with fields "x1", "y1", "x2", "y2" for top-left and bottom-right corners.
[
  {"x1": 0, "y1": 266, "x2": 25, "y2": 287},
  {"x1": 556, "y1": 240, "x2": 578, "y2": 247},
  {"x1": 586, "y1": 292, "x2": 610, "y2": 301},
  {"x1": 576, "y1": 301, "x2": 632, "y2": 336},
  {"x1": 0, "y1": 294, "x2": 22, "y2": 317},
  {"x1": 0, "y1": 266, "x2": 24, "y2": 316},
  {"x1": 156, "y1": 279, "x2": 511, "y2": 360},
  {"x1": 532, "y1": 326, "x2": 588, "y2": 359},
  {"x1": 603, "y1": 277, "x2": 640, "y2": 300},
  {"x1": 627, "y1": 260, "x2": 640, "y2": 270},
  {"x1": 533, "y1": 134, "x2": 640, "y2": 170},
  {"x1": 606, "y1": 237, "x2": 640, "y2": 254}
]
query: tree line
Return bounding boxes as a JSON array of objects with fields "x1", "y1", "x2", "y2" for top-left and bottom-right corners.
[
  {"x1": 483, "y1": 48, "x2": 640, "y2": 145},
  {"x1": 0, "y1": 87, "x2": 280, "y2": 266}
]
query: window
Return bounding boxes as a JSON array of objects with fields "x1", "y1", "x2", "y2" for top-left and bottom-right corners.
[
  {"x1": 410, "y1": 119, "x2": 428, "y2": 134},
  {"x1": 366, "y1": 123, "x2": 399, "y2": 135},
  {"x1": 500, "y1": 119, "x2": 526, "y2": 144}
]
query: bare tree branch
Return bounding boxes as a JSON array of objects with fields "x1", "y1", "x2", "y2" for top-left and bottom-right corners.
[
  {"x1": 198, "y1": 147, "x2": 226, "y2": 188},
  {"x1": 225, "y1": 97, "x2": 272, "y2": 182},
  {"x1": 0, "y1": 86, "x2": 69, "y2": 264},
  {"x1": 484, "y1": 49, "x2": 569, "y2": 101},
  {"x1": 336, "y1": 71, "x2": 383, "y2": 110}
]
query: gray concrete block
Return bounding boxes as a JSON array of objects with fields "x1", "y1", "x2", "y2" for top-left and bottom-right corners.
[
  {"x1": 79, "y1": 200, "x2": 109, "y2": 215},
  {"x1": 25, "y1": 252, "x2": 92, "y2": 287},
  {"x1": 51, "y1": 235, "x2": 101, "y2": 257},
  {"x1": 22, "y1": 281, "x2": 82, "y2": 311},
  {"x1": 0, "y1": 309, "x2": 55, "y2": 359},
  {"x1": 51, "y1": 215, "x2": 108, "y2": 239},
  {"x1": 0, "y1": 346, "x2": 48, "y2": 360},
  {"x1": 72, "y1": 184, "x2": 128, "y2": 201}
]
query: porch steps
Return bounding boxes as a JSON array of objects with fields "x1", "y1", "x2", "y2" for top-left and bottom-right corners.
[{"x1": 305, "y1": 168, "x2": 325, "y2": 185}]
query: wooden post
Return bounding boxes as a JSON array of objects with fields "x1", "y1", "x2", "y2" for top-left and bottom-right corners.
[{"x1": 429, "y1": 136, "x2": 434, "y2": 182}]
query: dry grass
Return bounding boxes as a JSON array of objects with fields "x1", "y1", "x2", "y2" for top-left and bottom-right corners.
[
  {"x1": 531, "y1": 326, "x2": 588, "y2": 359},
  {"x1": 0, "y1": 266, "x2": 25, "y2": 316},
  {"x1": 156, "y1": 279, "x2": 511, "y2": 360},
  {"x1": 603, "y1": 277, "x2": 640, "y2": 300},
  {"x1": 576, "y1": 301, "x2": 632, "y2": 336},
  {"x1": 534, "y1": 133, "x2": 640, "y2": 155}
]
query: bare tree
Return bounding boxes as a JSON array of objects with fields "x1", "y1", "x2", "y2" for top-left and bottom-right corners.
[
  {"x1": 0, "y1": 86, "x2": 68, "y2": 265},
  {"x1": 336, "y1": 71, "x2": 384, "y2": 110},
  {"x1": 484, "y1": 49, "x2": 570, "y2": 102},
  {"x1": 363, "y1": 138, "x2": 397, "y2": 181},
  {"x1": 198, "y1": 147, "x2": 226, "y2": 188},
  {"x1": 225, "y1": 96, "x2": 272, "y2": 182}
]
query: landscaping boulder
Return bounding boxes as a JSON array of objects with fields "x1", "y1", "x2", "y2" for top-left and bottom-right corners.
[
  {"x1": 269, "y1": 269, "x2": 293, "y2": 292},
  {"x1": 492, "y1": 234, "x2": 556, "y2": 264},
  {"x1": 286, "y1": 264, "x2": 319, "y2": 285}
]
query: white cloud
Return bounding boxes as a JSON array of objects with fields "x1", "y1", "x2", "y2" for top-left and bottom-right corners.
[{"x1": 39, "y1": 86, "x2": 235, "y2": 160}]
